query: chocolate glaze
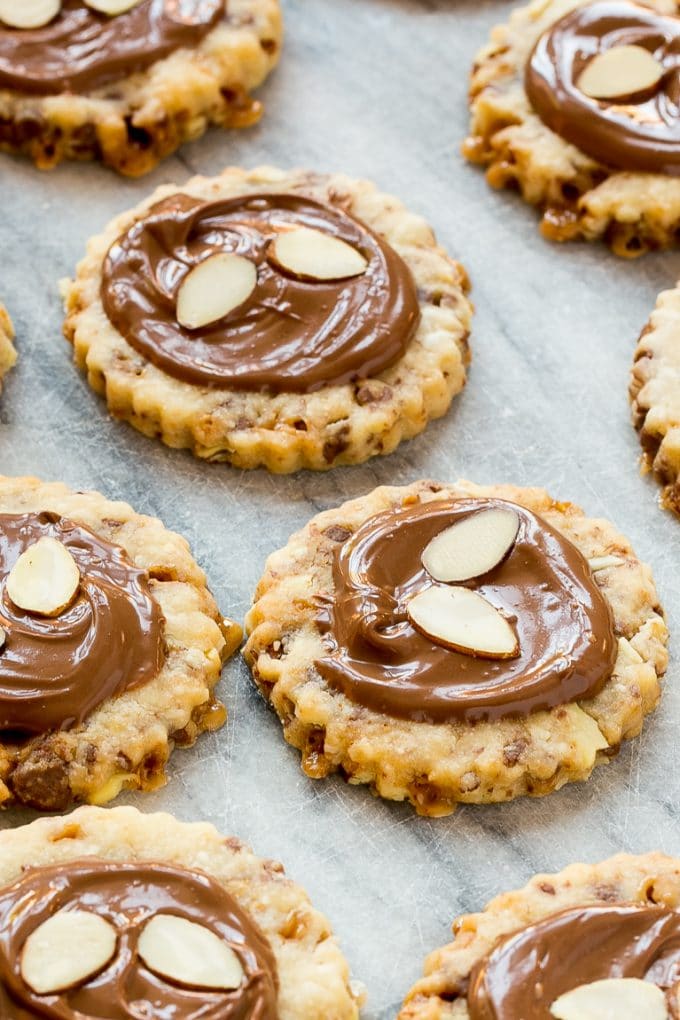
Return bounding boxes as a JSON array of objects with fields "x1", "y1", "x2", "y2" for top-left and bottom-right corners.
[
  {"x1": 0, "y1": 0, "x2": 224, "y2": 96},
  {"x1": 0, "y1": 858, "x2": 279, "y2": 1019},
  {"x1": 526, "y1": 0, "x2": 680, "y2": 175},
  {"x1": 315, "y1": 499, "x2": 617, "y2": 723},
  {"x1": 0, "y1": 512, "x2": 164, "y2": 734},
  {"x1": 101, "y1": 192, "x2": 421, "y2": 393},
  {"x1": 468, "y1": 904, "x2": 680, "y2": 1019}
]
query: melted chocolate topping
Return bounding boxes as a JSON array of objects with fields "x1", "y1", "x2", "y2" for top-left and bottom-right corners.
[
  {"x1": 0, "y1": 858, "x2": 279, "y2": 1019},
  {"x1": 526, "y1": 0, "x2": 680, "y2": 175},
  {"x1": 467, "y1": 904, "x2": 680, "y2": 1019},
  {"x1": 100, "y1": 192, "x2": 421, "y2": 393},
  {"x1": 0, "y1": 512, "x2": 164, "y2": 734},
  {"x1": 0, "y1": 0, "x2": 223, "y2": 96},
  {"x1": 315, "y1": 498, "x2": 617, "y2": 723}
]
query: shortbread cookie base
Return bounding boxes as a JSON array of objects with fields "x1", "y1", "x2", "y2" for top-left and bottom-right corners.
[
  {"x1": 0, "y1": 305, "x2": 16, "y2": 393},
  {"x1": 464, "y1": 0, "x2": 680, "y2": 256},
  {"x1": 244, "y1": 480, "x2": 667, "y2": 816},
  {"x1": 0, "y1": 475, "x2": 242, "y2": 811},
  {"x1": 398, "y1": 851, "x2": 680, "y2": 1018},
  {"x1": 0, "y1": 0, "x2": 282, "y2": 177},
  {"x1": 0, "y1": 805, "x2": 361, "y2": 1020},
  {"x1": 631, "y1": 284, "x2": 680, "y2": 514},
  {"x1": 63, "y1": 166, "x2": 472, "y2": 473}
]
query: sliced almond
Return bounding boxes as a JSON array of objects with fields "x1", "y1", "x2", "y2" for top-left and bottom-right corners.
[
  {"x1": 550, "y1": 977, "x2": 668, "y2": 1020},
  {"x1": 407, "y1": 585, "x2": 519, "y2": 659},
  {"x1": 6, "y1": 537, "x2": 80, "y2": 617},
  {"x1": 0, "y1": 0, "x2": 61, "y2": 28},
  {"x1": 422, "y1": 508, "x2": 519, "y2": 583},
  {"x1": 176, "y1": 253, "x2": 257, "y2": 331},
  {"x1": 21, "y1": 910, "x2": 117, "y2": 995},
  {"x1": 588, "y1": 555, "x2": 624, "y2": 572},
  {"x1": 578, "y1": 45, "x2": 664, "y2": 101},
  {"x1": 270, "y1": 227, "x2": 368, "y2": 281},
  {"x1": 138, "y1": 914, "x2": 244, "y2": 991},
  {"x1": 0, "y1": 626, "x2": 4, "y2": 651},
  {"x1": 84, "y1": 0, "x2": 141, "y2": 12}
]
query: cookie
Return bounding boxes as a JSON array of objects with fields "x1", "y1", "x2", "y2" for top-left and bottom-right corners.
[
  {"x1": 0, "y1": 304, "x2": 16, "y2": 393},
  {"x1": 399, "y1": 851, "x2": 680, "y2": 1019},
  {"x1": 0, "y1": 474, "x2": 242, "y2": 811},
  {"x1": 244, "y1": 480, "x2": 667, "y2": 816},
  {"x1": 0, "y1": 0, "x2": 281, "y2": 177},
  {"x1": 63, "y1": 165, "x2": 472, "y2": 473},
  {"x1": 631, "y1": 284, "x2": 680, "y2": 514},
  {"x1": 464, "y1": 0, "x2": 680, "y2": 256},
  {"x1": 0, "y1": 804, "x2": 361, "y2": 1019}
]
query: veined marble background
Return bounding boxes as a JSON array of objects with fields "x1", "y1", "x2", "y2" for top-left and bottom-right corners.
[{"x1": 2, "y1": 1, "x2": 680, "y2": 1016}]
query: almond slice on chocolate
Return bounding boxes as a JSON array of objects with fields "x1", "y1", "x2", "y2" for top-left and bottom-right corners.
[
  {"x1": 21, "y1": 910, "x2": 117, "y2": 995},
  {"x1": 0, "y1": 0, "x2": 61, "y2": 28},
  {"x1": 407, "y1": 585, "x2": 519, "y2": 659},
  {"x1": 6, "y1": 537, "x2": 80, "y2": 617},
  {"x1": 0, "y1": 626, "x2": 5, "y2": 651},
  {"x1": 270, "y1": 227, "x2": 368, "y2": 281},
  {"x1": 176, "y1": 253, "x2": 257, "y2": 331},
  {"x1": 84, "y1": 0, "x2": 141, "y2": 12},
  {"x1": 421, "y1": 508, "x2": 520, "y2": 583},
  {"x1": 138, "y1": 914, "x2": 244, "y2": 991},
  {"x1": 550, "y1": 977, "x2": 668, "y2": 1020},
  {"x1": 577, "y1": 45, "x2": 664, "y2": 101},
  {"x1": 588, "y1": 555, "x2": 624, "y2": 572}
]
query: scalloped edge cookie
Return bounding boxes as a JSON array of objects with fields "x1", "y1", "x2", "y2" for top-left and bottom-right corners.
[
  {"x1": 244, "y1": 480, "x2": 668, "y2": 816},
  {"x1": 398, "y1": 851, "x2": 680, "y2": 1018},
  {"x1": 630, "y1": 283, "x2": 680, "y2": 514},
  {"x1": 0, "y1": 0, "x2": 282, "y2": 177},
  {"x1": 464, "y1": 0, "x2": 680, "y2": 256},
  {"x1": 0, "y1": 475, "x2": 242, "y2": 811},
  {"x1": 0, "y1": 804, "x2": 362, "y2": 1020},
  {"x1": 0, "y1": 305, "x2": 16, "y2": 393},
  {"x1": 62, "y1": 165, "x2": 473, "y2": 473}
]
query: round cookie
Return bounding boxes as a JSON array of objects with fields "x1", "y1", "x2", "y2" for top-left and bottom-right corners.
[
  {"x1": 464, "y1": 0, "x2": 680, "y2": 256},
  {"x1": 63, "y1": 165, "x2": 472, "y2": 473},
  {"x1": 0, "y1": 0, "x2": 282, "y2": 177},
  {"x1": 398, "y1": 852, "x2": 680, "y2": 1018},
  {"x1": 631, "y1": 284, "x2": 680, "y2": 514},
  {"x1": 0, "y1": 804, "x2": 361, "y2": 1019},
  {"x1": 0, "y1": 474, "x2": 242, "y2": 811},
  {"x1": 244, "y1": 480, "x2": 668, "y2": 816},
  {"x1": 0, "y1": 304, "x2": 16, "y2": 393}
]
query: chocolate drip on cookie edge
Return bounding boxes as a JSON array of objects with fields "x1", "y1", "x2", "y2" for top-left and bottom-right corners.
[
  {"x1": 526, "y1": 0, "x2": 680, "y2": 175},
  {"x1": 0, "y1": 859, "x2": 279, "y2": 1019},
  {"x1": 0, "y1": 0, "x2": 224, "y2": 96},
  {"x1": 0, "y1": 512, "x2": 165, "y2": 734},
  {"x1": 316, "y1": 499, "x2": 617, "y2": 723},
  {"x1": 467, "y1": 904, "x2": 680, "y2": 1019},
  {"x1": 100, "y1": 192, "x2": 421, "y2": 393}
]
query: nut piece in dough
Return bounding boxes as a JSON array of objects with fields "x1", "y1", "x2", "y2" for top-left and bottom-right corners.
[
  {"x1": 577, "y1": 45, "x2": 664, "y2": 101},
  {"x1": 21, "y1": 910, "x2": 118, "y2": 995},
  {"x1": 270, "y1": 227, "x2": 368, "y2": 281},
  {"x1": 421, "y1": 508, "x2": 519, "y2": 583},
  {"x1": 176, "y1": 253, "x2": 257, "y2": 331},
  {"x1": 138, "y1": 914, "x2": 245, "y2": 990},
  {"x1": 6, "y1": 537, "x2": 80, "y2": 618},
  {"x1": 407, "y1": 585, "x2": 519, "y2": 659},
  {"x1": 0, "y1": 0, "x2": 60, "y2": 28}
]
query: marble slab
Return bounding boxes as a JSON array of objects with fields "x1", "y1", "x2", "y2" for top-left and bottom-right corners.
[{"x1": 2, "y1": 1, "x2": 680, "y2": 1016}]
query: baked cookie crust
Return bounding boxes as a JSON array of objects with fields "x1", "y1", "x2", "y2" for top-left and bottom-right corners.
[
  {"x1": 0, "y1": 304, "x2": 16, "y2": 393},
  {"x1": 244, "y1": 480, "x2": 667, "y2": 816},
  {"x1": 464, "y1": 0, "x2": 680, "y2": 256},
  {"x1": 631, "y1": 284, "x2": 680, "y2": 514},
  {"x1": 62, "y1": 165, "x2": 472, "y2": 474},
  {"x1": 0, "y1": 0, "x2": 282, "y2": 177},
  {"x1": 0, "y1": 804, "x2": 361, "y2": 1020},
  {"x1": 398, "y1": 851, "x2": 680, "y2": 1018},
  {"x1": 0, "y1": 475, "x2": 242, "y2": 811}
]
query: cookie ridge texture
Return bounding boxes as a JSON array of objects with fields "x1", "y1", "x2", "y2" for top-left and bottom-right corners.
[{"x1": 0, "y1": 305, "x2": 16, "y2": 393}]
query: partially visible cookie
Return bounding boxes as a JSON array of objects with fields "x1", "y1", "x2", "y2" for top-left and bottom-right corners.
[
  {"x1": 0, "y1": 804, "x2": 361, "y2": 1019},
  {"x1": 0, "y1": 474, "x2": 242, "y2": 811},
  {"x1": 244, "y1": 480, "x2": 667, "y2": 815},
  {"x1": 0, "y1": 304, "x2": 16, "y2": 392},
  {"x1": 399, "y1": 852, "x2": 680, "y2": 1018},
  {"x1": 631, "y1": 284, "x2": 680, "y2": 513},
  {"x1": 63, "y1": 165, "x2": 472, "y2": 473},
  {"x1": 0, "y1": 0, "x2": 282, "y2": 177},
  {"x1": 464, "y1": 0, "x2": 680, "y2": 256}
]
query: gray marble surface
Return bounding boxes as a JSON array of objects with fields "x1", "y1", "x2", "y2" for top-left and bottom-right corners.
[{"x1": 2, "y1": 0, "x2": 680, "y2": 1016}]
